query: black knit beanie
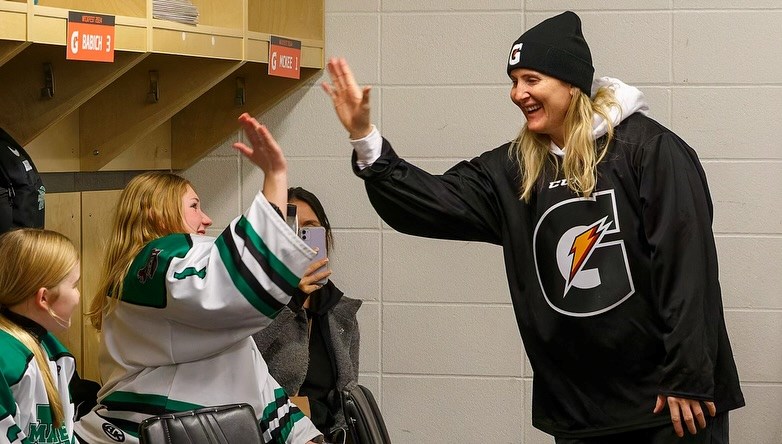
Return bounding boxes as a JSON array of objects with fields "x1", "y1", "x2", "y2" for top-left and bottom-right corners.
[{"x1": 506, "y1": 11, "x2": 594, "y2": 95}]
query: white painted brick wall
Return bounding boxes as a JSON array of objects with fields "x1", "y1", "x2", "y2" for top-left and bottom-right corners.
[
  {"x1": 385, "y1": 376, "x2": 525, "y2": 442},
  {"x1": 184, "y1": 2, "x2": 782, "y2": 442}
]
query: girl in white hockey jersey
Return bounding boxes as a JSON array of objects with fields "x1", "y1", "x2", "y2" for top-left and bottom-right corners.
[
  {"x1": 0, "y1": 228, "x2": 81, "y2": 444},
  {"x1": 74, "y1": 114, "x2": 323, "y2": 444}
]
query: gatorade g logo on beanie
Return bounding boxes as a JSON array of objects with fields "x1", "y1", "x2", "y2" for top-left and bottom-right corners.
[
  {"x1": 509, "y1": 43, "x2": 523, "y2": 66},
  {"x1": 506, "y1": 11, "x2": 594, "y2": 95}
]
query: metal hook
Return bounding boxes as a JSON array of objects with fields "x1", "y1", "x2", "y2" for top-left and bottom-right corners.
[
  {"x1": 147, "y1": 70, "x2": 159, "y2": 103},
  {"x1": 41, "y1": 63, "x2": 55, "y2": 99},
  {"x1": 235, "y1": 77, "x2": 246, "y2": 106}
]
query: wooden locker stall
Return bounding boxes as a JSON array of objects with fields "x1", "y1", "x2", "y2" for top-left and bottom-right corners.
[
  {"x1": 44, "y1": 192, "x2": 83, "y2": 372},
  {"x1": 79, "y1": 190, "x2": 121, "y2": 382}
]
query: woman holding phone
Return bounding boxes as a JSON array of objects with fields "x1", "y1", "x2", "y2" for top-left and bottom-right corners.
[{"x1": 254, "y1": 187, "x2": 362, "y2": 442}]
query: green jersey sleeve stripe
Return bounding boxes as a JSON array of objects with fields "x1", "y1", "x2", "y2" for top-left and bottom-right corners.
[
  {"x1": 235, "y1": 217, "x2": 300, "y2": 290},
  {"x1": 277, "y1": 410, "x2": 305, "y2": 443},
  {"x1": 260, "y1": 387, "x2": 306, "y2": 443},
  {"x1": 260, "y1": 387, "x2": 288, "y2": 419},
  {"x1": 216, "y1": 231, "x2": 284, "y2": 318}
]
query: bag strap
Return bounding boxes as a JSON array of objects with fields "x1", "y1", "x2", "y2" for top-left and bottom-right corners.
[{"x1": 0, "y1": 156, "x2": 14, "y2": 199}]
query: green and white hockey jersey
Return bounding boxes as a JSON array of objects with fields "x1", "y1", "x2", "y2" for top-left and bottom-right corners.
[
  {"x1": 74, "y1": 191, "x2": 321, "y2": 444},
  {"x1": 0, "y1": 325, "x2": 76, "y2": 444}
]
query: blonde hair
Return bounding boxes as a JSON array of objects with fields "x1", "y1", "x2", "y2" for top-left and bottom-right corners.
[
  {"x1": 511, "y1": 86, "x2": 619, "y2": 202},
  {"x1": 0, "y1": 228, "x2": 79, "y2": 429},
  {"x1": 87, "y1": 172, "x2": 192, "y2": 331}
]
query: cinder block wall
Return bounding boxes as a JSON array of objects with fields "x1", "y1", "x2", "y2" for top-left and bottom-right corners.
[{"x1": 183, "y1": 1, "x2": 782, "y2": 442}]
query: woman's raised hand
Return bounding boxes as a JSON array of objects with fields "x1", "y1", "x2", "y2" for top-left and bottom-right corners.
[
  {"x1": 321, "y1": 57, "x2": 373, "y2": 139},
  {"x1": 233, "y1": 113, "x2": 286, "y2": 174},
  {"x1": 233, "y1": 113, "x2": 288, "y2": 210}
]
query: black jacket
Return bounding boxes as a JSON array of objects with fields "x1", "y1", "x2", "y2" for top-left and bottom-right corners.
[{"x1": 353, "y1": 113, "x2": 744, "y2": 438}]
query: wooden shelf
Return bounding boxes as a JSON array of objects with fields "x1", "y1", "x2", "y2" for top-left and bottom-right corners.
[
  {"x1": 0, "y1": 1, "x2": 26, "y2": 41},
  {"x1": 36, "y1": 0, "x2": 146, "y2": 19},
  {"x1": 249, "y1": 0, "x2": 324, "y2": 41},
  {"x1": 0, "y1": 0, "x2": 324, "y2": 172},
  {"x1": 28, "y1": 5, "x2": 147, "y2": 52},
  {"x1": 150, "y1": 24, "x2": 244, "y2": 60},
  {"x1": 79, "y1": 54, "x2": 241, "y2": 170}
]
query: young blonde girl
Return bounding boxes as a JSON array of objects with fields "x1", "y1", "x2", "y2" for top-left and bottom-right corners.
[{"x1": 0, "y1": 228, "x2": 80, "y2": 444}]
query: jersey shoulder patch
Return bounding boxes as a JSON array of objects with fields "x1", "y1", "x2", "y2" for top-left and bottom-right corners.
[{"x1": 122, "y1": 234, "x2": 193, "y2": 308}]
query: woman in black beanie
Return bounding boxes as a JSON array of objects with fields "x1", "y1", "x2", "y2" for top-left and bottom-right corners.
[{"x1": 322, "y1": 10, "x2": 744, "y2": 443}]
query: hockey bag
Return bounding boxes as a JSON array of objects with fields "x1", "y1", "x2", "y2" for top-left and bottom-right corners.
[
  {"x1": 0, "y1": 128, "x2": 45, "y2": 234},
  {"x1": 341, "y1": 385, "x2": 391, "y2": 444}
]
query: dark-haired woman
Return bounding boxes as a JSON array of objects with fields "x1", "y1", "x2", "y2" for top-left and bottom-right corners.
[{"x1": 254, "y1": 187, "x2": 361, "y2": 442}]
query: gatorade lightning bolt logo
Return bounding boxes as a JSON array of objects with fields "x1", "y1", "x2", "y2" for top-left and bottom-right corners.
[
  {"x1": 533, "y1": 190, "x2": 635, "y2": 317},
  {"x1": 564, "y1": 217, "x2": 610, "y2": 298}
]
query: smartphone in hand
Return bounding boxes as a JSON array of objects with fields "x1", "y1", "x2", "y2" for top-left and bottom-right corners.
[{"x1": 299, "y1": 226, "x2": 328, "y2": 285}]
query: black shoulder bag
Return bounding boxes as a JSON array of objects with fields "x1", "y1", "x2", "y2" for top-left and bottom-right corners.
[
  {"x1": 341, "y1": 385, "x2": 391, "y2": 444},
  {"x1": 138, "y1": 403, "x2": 263, "y2": 444}
]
